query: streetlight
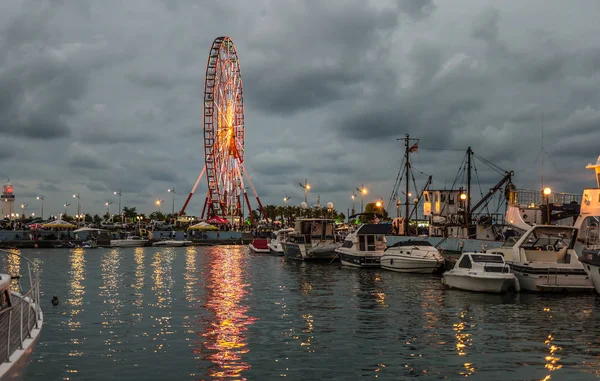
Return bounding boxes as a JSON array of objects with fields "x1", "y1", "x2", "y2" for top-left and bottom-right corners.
[
  {"x1": 36, "y1": 196, "x2": 44, "y2": 219},
  {"x1": 460, "y1": 193, "x2": 468, "y2": 231},
  {"x1": 114, "y1": 190, "x2": 122, "y2": 223},
  {"x1": 351, "y1": 192, "x2": 356, "y2": 215},
  {"x1": 356, "y1": 185, "x2": 368, "y2": 213},
  {"x1": 63, "y1": 203, "x2": 71, "y2": 216},
  {"x1": 105, "y1": 201, "x2": 113, "y2": 218},
  {"x1": 543, "y1": 187, "x2": 552, "y2": 224},
  {"x1": 73, "y1": 193, "x2": 81, "y2": 217},
  {"x1": 168, "y1": 188, "x2": 176, "y2": 215},
  {"x1": 156, "y1": 199, "x2": 164, "y2": 213},
  {"x1": 20, "y1": 203, "x2": 28, "y2": 218},
  {"x1": 375, "y1": 200, "x2": 382, "y2": 208},
  {"x1": 283, "y1": 195, "x2": 291, "y2": 206},
  {"x1": 299, "y1": 179, "x2": 311, "y2": 204}
]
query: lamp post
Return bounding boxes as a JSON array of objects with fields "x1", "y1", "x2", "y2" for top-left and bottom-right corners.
[
  {"x1": 105, "y1": 201, "x2": 112, "y2": 218},
  {"x1": 168, "y1": 188, "x2": 176, "y2": 215},
  {"x1": 460, "y1": 193, "x2": 468, "y2": 234},
  {"x1": 114, "y1": 190, "x2": 122, "y2": 223},
  {"x1": 156, "y1": 199, "x2": 164, "y2": 213},
  {"x1": 36, "y1": 196, "x2": 44, "y2": 219},
  {"x1": 283, "y1": 195, "x2": 291, "y2": 206},
  {"x1": 543, "y1": 187, "x2": 552, "y2": 224},
  {"x1": 63, "y1": 203, "x2": 71, "y2": 216},
  {"x1": 356, "y1": 185, "x2": 367, "y2": 213},
  {"x1": 299, "y1": 179, "x2": 311, "y2": 204},
  {"x1": 20, "y1": 203, "x2": 28, "y2": 219},
  {"x1": 73, "y1": 193, "x2": 81, "y2": 217},
  {"x1": 351, "y1": 192, "x2": 356, "y2": 215}
]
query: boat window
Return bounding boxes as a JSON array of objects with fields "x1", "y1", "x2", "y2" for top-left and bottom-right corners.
[
  {"x1": 441, "y1": 194, "x2": 446, "y2": 202},
  {"x1": 359, "y1": 236, "x2": 366, "y2": 251},
  {"x1": 366, "y1": 235, "x2": 376, "y2": 251},
  {"x1": 471, "y1": 254, "x2": 504, "y2": 263},
  {"x1": 458, "y1": 255, "x2": 471, "y2": 269},
  {"x1": 342, "y1": 240, "x2": 353, "y2": 248},
  {"x1": 0, "y1": 290, "x2": 10, "y2": 310},
  {"x1": 449, "y1": 193, "x2": 455, "y2": 205}
]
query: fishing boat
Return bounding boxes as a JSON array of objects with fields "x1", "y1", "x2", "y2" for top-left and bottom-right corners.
[
  {"x1": 0, "y1": 249, "x2": 44, "y2": 380},
  {"x1": 268, "y1": 228, "x2": 294, "y2": 256},
  {"x1": 335, "y1": 224, "x2": 389, "y2": 268},
  {"x1": 380, "y1": 240, "x2": 444, "y2": 273},
  {"x1": 442, "y1": 252, "x2": 519, "y2": 293}
]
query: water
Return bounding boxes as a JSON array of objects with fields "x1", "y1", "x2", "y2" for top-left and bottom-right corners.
[{"x1": 10, "y1": 246, "x2": 600, "y2": 380}]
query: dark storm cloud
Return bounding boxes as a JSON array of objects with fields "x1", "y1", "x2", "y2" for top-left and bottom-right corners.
[
  {"x1": 396, "y1": 0, "x2": 436, "y2": 19},
  {"x1": 243, "y1": 1, "x2": 400, "y2": 116},
  {"x1": 67, "y1": 144, "x2": 110, "y2": 170}
]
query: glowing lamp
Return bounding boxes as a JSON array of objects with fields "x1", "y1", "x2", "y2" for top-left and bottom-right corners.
[
  {"x1": 376, "y1": 201, "x2": 382, "y2": 207},
  {"x1": 6, "y1": 187, "x2": 12, "y2": 194},
  {"x1": 460, "y1": 193, "x2": 467, "y2": 201},
  {"x1": 543, "y1": 187, "x2": 552, "y2": 196},
  {"x1": 362, "y1": 188, "x2": 367, "y2": 195}
]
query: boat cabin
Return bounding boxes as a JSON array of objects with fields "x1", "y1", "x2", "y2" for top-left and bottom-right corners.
[
  {"x1": 455, "y1": 253, "x2": 510, "y2": 273},
  {"x1": 504, "y1": 225, "x2": 577, "y2": 264},
  {"x1": 291, "y1": 219, "x2": 338, "y2": 244},
  {"x1": 340, "y1": 224, "x2": 389, "y2": 252}
]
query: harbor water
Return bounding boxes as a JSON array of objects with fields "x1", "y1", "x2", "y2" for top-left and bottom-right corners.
[{"x1": 8, "y1": 246, "x2": 600, "y2": 380}]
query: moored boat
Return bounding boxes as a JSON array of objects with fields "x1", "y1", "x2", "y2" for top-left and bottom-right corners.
[
  {"x1": 268, "y1": 228, "x2": 294, "y2": 256},
  {"x1": 335, "y1": 224, "x2": 389, "y2": 268},
  {"x1": 0, "y1": 249, "x2": 44, "y2": 380},
  {"x1": 282, "y1": 218, "x2": 341, "y2": 261},
  {"x1": 152, "y1": 239, "x2": 193, "y2": 247},
  {"x1": 249, "y1": 238, "x2": 270, "y2": 253},
  {"x1": 380, "y1": 240, "x2": 444, "y2": 273},
  {"x1": 442, "y1": 252, "x2": 518, "y2": 293},
  {"x1": 111, "y1": 234, "x2": 148, "y2": 247}
]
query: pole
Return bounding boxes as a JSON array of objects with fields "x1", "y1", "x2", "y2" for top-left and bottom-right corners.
[
  {"x1": 466, "y1": 147, "x2": 472, "y2": 227},
  {"x1": 304, "y1": 179, "x2": 308, "y2": 204},
  {"x1": 361, "y1": 184, "x2": 364, "y2": 213},
  {"x1": 404, "y1": 134, "x2": 410, "y2": 235}
]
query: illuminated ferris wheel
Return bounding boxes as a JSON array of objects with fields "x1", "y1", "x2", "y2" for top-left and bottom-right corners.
[{"x1": 179, "y1": 36, "x2": 266, "y2": 221}]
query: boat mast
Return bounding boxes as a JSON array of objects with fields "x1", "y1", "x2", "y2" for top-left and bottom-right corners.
[
  {"x1": 466, "y1": 146, "x2": 472, "y2": 224},
  {"x1": 405, "y1": 134, "x2": 410, "y2": 235}
]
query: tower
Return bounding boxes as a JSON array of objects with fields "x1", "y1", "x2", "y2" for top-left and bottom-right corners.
[{"x1": 1, "y1": 181, "x2": 15, "y2": 219}]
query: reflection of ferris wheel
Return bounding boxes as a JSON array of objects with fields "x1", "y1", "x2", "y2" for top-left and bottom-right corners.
[{"x1": 179, "y1": 36, "x2": 267, "y2": 222}]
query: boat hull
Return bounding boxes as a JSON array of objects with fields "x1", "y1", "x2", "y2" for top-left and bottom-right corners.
[
  {"x1": 268, "y1": 243, "x2": 284, "y2": 256},
  {"x1": 337, "y1": 249, "x2": 382, "y2": 268},
  {"x1": 282, "y1": 242, "x2": 338, "y2": 261},
  {"x1": 111, "y1": 240, "x2": 148, "y2": 247},
  {"x1": 380, "y1": 254, "x2": 442, "y2": 274},
  {"x1": 510, "y1": 263, "x2": 594, "y2": 292},
  {"x1": 152, "y1": 240, "x2": 192, "y2": 247},
  {"x1": 443, "y1": 273, "x2": 518, "y2": 293},
  {"x1": 249, "y1": 243, "x2": 270, "y2": 254},
  {"x1": 580, "y1": 249, "x2": 600, "y2": 294}
]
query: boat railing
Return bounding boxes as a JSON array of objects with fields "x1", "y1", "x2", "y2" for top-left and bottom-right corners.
[
  {"x1": 0, "y1": 249, "x2": 42, "y2": 364},
  {"x1": 509, "y1": 189, "x2": 581, "y2": 207}
]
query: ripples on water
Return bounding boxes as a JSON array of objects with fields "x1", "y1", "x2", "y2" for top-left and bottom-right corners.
[{"x1": 3, "y1": 246, "x2": 598, "y2": 380}]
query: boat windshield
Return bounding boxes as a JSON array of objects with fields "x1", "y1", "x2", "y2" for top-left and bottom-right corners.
[{"x1": 470, "y1": 254, "x2": 504, "y2": 263}]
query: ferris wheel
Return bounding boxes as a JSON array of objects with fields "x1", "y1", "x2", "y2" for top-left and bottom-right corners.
[{"x1": 179, "y1": 36, "x2": 266, "y2": 222}]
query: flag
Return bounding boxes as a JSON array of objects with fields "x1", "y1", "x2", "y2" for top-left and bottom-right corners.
[{"x1": 409, "y1": 143, "x2": 419, "y2": 153}]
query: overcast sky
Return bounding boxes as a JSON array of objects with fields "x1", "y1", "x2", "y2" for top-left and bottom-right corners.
[{"x1": 2, "y1": 0, "x2": 600, "y2": 218}]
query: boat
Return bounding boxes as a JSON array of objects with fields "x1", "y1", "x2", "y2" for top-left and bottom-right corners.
[
  {"x1": 335, "y1": 224, "x2": 389, "y2": 268},
  {"x1": 110, "y1": 234, "x2": 148, "y2": 247},
  {"x1": 268, "y1": 228, "x2": 294, "y2": 256},
  {"x1": 152, "y1": 239, "x2": 193, "y2": 247},
  {"x1": 282, "y1": 218, "x2": 341, "y2": 261},
  {"x1": 380, "y1": 240, "x2": 444, "y2": 273},
  {"x1": 490, "y1": 225, "x2": 593, "y2": 292},
  {"x1": 249, "y1": 238, "x2": 270, "y2": 253},
  {"x1": 0, "y1": 249, "x2": 43, "y2": 380},
  {"x1": 442, "y1": 252, "x2": 519, "y2": 293},
  {"x1": 574, "y1": 155, "x2": 600, "y2": 294}
]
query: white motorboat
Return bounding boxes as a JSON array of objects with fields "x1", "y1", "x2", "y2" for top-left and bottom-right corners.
[
  {"x1": 249, "y1": 238, "x2": 270, "y2": 254},
  {"x1": 335, "y1": 224, "x2": 389, "y2": 268},
  {"x1": 268, "y1": 228, "x2": 294, "y2": 256},
  {"x1": 442, "y1": 252, "x2": 519, "y2": 293},
  {"x1": 491, "y1": 225, "x2": 593, "y2": 292},
  {"x1": 282, "y1": 219, "x2": 341, "y2": 261},
  {"x1": 574, "y1": 155, "x2": 600, "y2": 294},
  {"x1": 0, "y1": 249, "x2": 44, "y2": 380},
  {"x1": 111, "y1": 235, "x2": 148, "y2": 247},
  {"x1": 380, "y1": 240, "x2": 444, "y2": 273},
  {"x1": 152, "y1": 239, "x2": 193, "y2": 247}
]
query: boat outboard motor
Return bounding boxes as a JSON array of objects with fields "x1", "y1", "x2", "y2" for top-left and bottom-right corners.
[{"x1": 51, "y1": 296, "x2": 59, "y2": 306}]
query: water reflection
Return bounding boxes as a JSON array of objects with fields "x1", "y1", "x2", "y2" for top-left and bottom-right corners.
[
  {"x1": 151, "y1": 248, "x2": 176, "y2": 353},
  {"x1": 198, "y1": 246, "x2": 255, "y2": 379},
  {"x1": 453, "y1": 307, "x2": 475, "y2": 377},
  {"x1": 541, "y1": 307, "x2": 562, "y2": 381},
  {"x1": 183, "y1": 247, "x2": 200, "y2": 339},
  {"x1": 99, "y1": 248, "x2": 124, "y2": 355},
  {"x1": 132, "y1": 248, "x2": 146, "y2": 312},
  {"x1": 67, "y1": 248, "x2": 86, "y2": 362}
]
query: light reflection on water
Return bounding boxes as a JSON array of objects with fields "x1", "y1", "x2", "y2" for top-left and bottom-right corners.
[
  {"x1": 13, "y1": 247, "x2": 600, "y2": 381},
  {"x1": 198, "y1": 246, "x2": 256, "y2": 380}
]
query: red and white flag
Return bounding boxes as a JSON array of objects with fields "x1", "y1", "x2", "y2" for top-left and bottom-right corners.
[{"x1": 409, "y1": 143, "x2": 419, "y2": 153}]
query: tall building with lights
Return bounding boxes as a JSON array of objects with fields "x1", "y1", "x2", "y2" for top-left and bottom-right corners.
[{"x1": 1, "y1": 181, "x2": 15, "y2": 219}]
